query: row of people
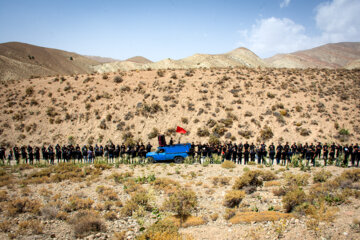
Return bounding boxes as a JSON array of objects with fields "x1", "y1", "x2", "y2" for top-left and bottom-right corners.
[
  {"x1": 190, "y1": 141, "x2": 359, "y2": 166},
  {"x1": 0, "y1": 143, "x2": 153, "y2": 164},
  {"x1": 0, "y1": 141, "x2": 359, "y2": 166}
]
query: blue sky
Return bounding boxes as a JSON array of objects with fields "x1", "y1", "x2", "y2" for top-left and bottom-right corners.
[{"x1": 0, "y1": 0, "x2": 359, "y2": 61}]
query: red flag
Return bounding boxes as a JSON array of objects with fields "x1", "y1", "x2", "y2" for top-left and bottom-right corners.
[{"x1": 176, "y1": 126, "x2": 187, "y2": 134}]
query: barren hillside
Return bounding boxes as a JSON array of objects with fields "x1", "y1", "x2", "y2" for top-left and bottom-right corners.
[
  {"x1": 0, "y1": 42, "x2": 99, "y2": 81},
  {"x1": 93, "y1": 48, "x2": 266, "y2": 73},
  {"x1": 0, "y1": 67, "x2": 359, "y2": 147},
  {"x1": 265, "y1": 42, "x2": 360, "y2": 69}
]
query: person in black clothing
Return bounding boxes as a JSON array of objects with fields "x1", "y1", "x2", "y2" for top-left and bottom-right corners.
[
  {"x1": 42, "y1": 145, "x2": 48, "y2": 162},
  {"x1": 276, "y1": 144, "x2": 282, "y2": 165},
  {"x1": 309, "y1": 143, "x2": 315, "y2": 166},
  {"x1": 244, "y1": 141, "x2": 250, "y2": 151},
  {"x1": 329, "y1": 143, "x2": 335, "y2": 162},
  {"x1": 336, "y1": 144, "x2": 342, "y2": 160},
  {"x1": 13, "y1": 146, "x2": 20, "y2": 164},
  {"x1": 343, "y1": 144, "x2": 350, "y2": 166},
  {"x1": 75, "y1": 145, "x2": 81, "y2": 162},
  {"x1": 244, "y1": 148, "x2": 249, "y2": 165},
  {"x1": 302, "y1": 143, "x2": 308, "y2": 160},
  {"x1": 323, "y1": 144, "x2": 329, "y2": 166},
  {"x1": 81, "y1": 145, "x2": 87, "y2": 163},
  {"x1": 237, "y1": 143, "x2": 243, "y2": 164},
  {"x1": 28, "y1": 146, "x2": 34, "y2": 164},
  {"x1": 35, "y1": 147, "x2": 40, "y2": 163},
  {"x1": 55, "y1": 144, "x2": 61, "y2": 163},
  {"x1": 0, "y1": 146, "x2": 5, "y2": 164},
  {"x1": 350, "y1": 144, "x2": 357, "y2": 167},
  {"x1": 269, "y1": 143, "x2": 275, "y2": 165},
  {"x1": 315, "y1": 142, "x2": 322, "y2": 160},
  {"x1": 48, "y1": 145, "x2": 55, "y2": 164},
  {"x1": 250, "y1": 148, "x2": 256, "y2": 162}
]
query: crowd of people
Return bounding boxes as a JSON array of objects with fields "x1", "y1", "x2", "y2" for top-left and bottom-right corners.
[{"x1": 0, "y1": 140, "x2": 359, "y2": 167}]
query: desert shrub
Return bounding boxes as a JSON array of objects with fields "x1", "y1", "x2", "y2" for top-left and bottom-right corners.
[
  {"x1": 148, "y1": 127, "x2": 159, "y2": 139},
  {"x1": 0, "y1": 190, "x2": 8, "y2": 201},
  {"x1": 260, "y1": 125, "x2": 273, "y2": 140},
  {"x1": 110, "y1": 171, "x2": 133, "y2": 183},
  {"x1": 282, "y1": 187, "x2": 306, "y2": 212},
  {"x1": 313, "y1": 169, "x2": 332, "y2": 183},
  {"x1": 244, "y1": 111, "x2": 253, "y2": 117},
  {"x1": 339, "y1": 169, "x2": 360, "y2": 182},
  {"x1": 206, "y1": 119, "x2": 217, "y2": 128},
  {"x1": 70, "y1": 210, "x2": 106, "y2": 237},
  {"x1": 46, "y1": 107, "x2": 58, "y2": 117},
  {"x1": 238, "y1": 130, "x2": 253, "y2": 139},
  {"x1": 25, "y1": 86, "x2": 34, "y2": 96},
  {"x1": 213, "y1": 124, "x2": 227, "y2": 137},
  {"x1": 223, "y1": 190, "x2": 245, "y2": 208},
  {"x1": 267, "y1": 92, "x2": 276, "y2": 98},
  {"x1": 273, "y1": 187, "x2": 287, "y2": 196},
  {"x1": 121, "y1": 200, "x2": 138, "y2": 217},
  {"x1": 41, "y1": 205, "x2": 58, "y2": 219},
  {"x1": 197, "y1": 127, "x2": 210, "y2": 137},
  {"x1": 221, "y1": 160, "x2": 236, "y2": 169},
  {"x1": 212, "y1": 177, "x2": 230, "y2": 186},
  {"x1": 285, "y1": 173, "x2": 310, "y2": 186},
  {"x1": 151, "y1": 178, "x2": 180, "y2": 194},
  {"x1": 104, "y1": 211, "x2": 118, "y2": 221},
  {"x1": 181, "y1": 117, "x2": 188, "y2": 124},
  {"x1": 232, "y1": 170, "x2": 267, "y2": 190},
  {"x1": 113, "y1": 76, "x2": 123, "y2": 83},
  {"x1": 163, "y1": 188, "x2": 198, "y2": 224},
  {"x1": 121, "y1": 190, "x2": 151, "y2": 216},
  {"x1": 208, "y1": 134, "x2": 221, "y2": 145},
  {"x1": 18, "y1": 219, "x2": 43, "y2": 235},
  {"x1": 137, "y1": 219, "x2": 181, "y2": 240},
  {"x1": 298, "y1": 127, "x2": 311, "y2": 136},
  {"x1": 7, "y1": 198, "x2": 42, "y2": 216},
  {"x1": 63, "y1": 196, "x2": 94, "y2": 212},
  {"x1": 157, "y1": 70, "x2": 165, "y2": 77},
  {"x1": 229, "y1": 211, "x2": 292, "y2": 224},
  {"x1": 223, "y1": 208, "x2": 237, "y2": 220}
]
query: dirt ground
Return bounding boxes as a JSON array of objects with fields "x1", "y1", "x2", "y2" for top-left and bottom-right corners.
[{"x1": 0, "y1": 160, "x2": 359, "y2": 240}]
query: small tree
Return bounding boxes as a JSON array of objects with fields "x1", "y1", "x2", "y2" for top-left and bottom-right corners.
[{"x1": 163, "y1": 188, "x2": 198, "y2": 226}]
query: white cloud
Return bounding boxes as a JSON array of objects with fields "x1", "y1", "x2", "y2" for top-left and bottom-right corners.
[
  {"x1": 316, "y1": 0, "x2": 360, "y2": 42},
  {"x1": 280, "y1": 0, "x2": 291, "y2": 8},
  {"x1": 238, "y1": 0, "x2": 360, "y2": 58},
  {"x1": 238, "y1": 17, "x2": 314, "y2": 58}
]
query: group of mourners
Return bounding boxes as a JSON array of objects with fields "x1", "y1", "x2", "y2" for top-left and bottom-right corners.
[
  {"x1": 0, "y1": 142, "x2": 153, "y2": 165},
  {"x1": 0, "y1": 141, "x2": 359, "y2": 167},
  {"x1": 189, "y1": 141, "x2": 360, "y2": 167}
]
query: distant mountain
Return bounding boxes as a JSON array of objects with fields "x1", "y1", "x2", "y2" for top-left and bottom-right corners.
[
  {"x1": 0, "y1": 42, "x2": 99, "y2": 81},
  {"x1": 125, "y1": 56, "x2": 152, "y2": 64},
  {"x1": 265, "y1": 42, "x2": 360, "y2": 69},
  {"x1": 93, "y1": 47, "x2": 266, "y2": 73},
  {"x1": 85, "y1": 55, "x2": 119, "y2": 63}
]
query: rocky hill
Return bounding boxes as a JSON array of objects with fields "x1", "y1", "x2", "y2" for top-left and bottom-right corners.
[
  {"x1": 93, "y1": 48, "x2": 266, "y2": 73},
  {"x1": 0, "y1": 42, "x2": 99, "y2": 81},
  {"x1": 0, "y1": 67, "x2": 359, "y2": 147},
  {"x1": 265, "y1": 42, "x2": 360, "y2": 69}
]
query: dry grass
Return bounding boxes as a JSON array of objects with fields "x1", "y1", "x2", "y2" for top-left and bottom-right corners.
[
  {"x1": 264, "y1": 180, "x2": 281, "y2": 187},
  {"x1": 166, "y1": 215, "x2": 207, "y2": 228},
  {"x1": 229, "y1": 211, "x2": 292, "y2": 224},
  {"x1": 6, "y1": 197, "x2": 42, "y2": 216},
  {"x1": 223, "y1": 190, "x2": 245, "y2": 208},
  {"x1": 69, "y1": 210, "x2": 106, "y2": 237},
  {"x1": 221, "y1": 160, "x2": 236, "y2": 169}
]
